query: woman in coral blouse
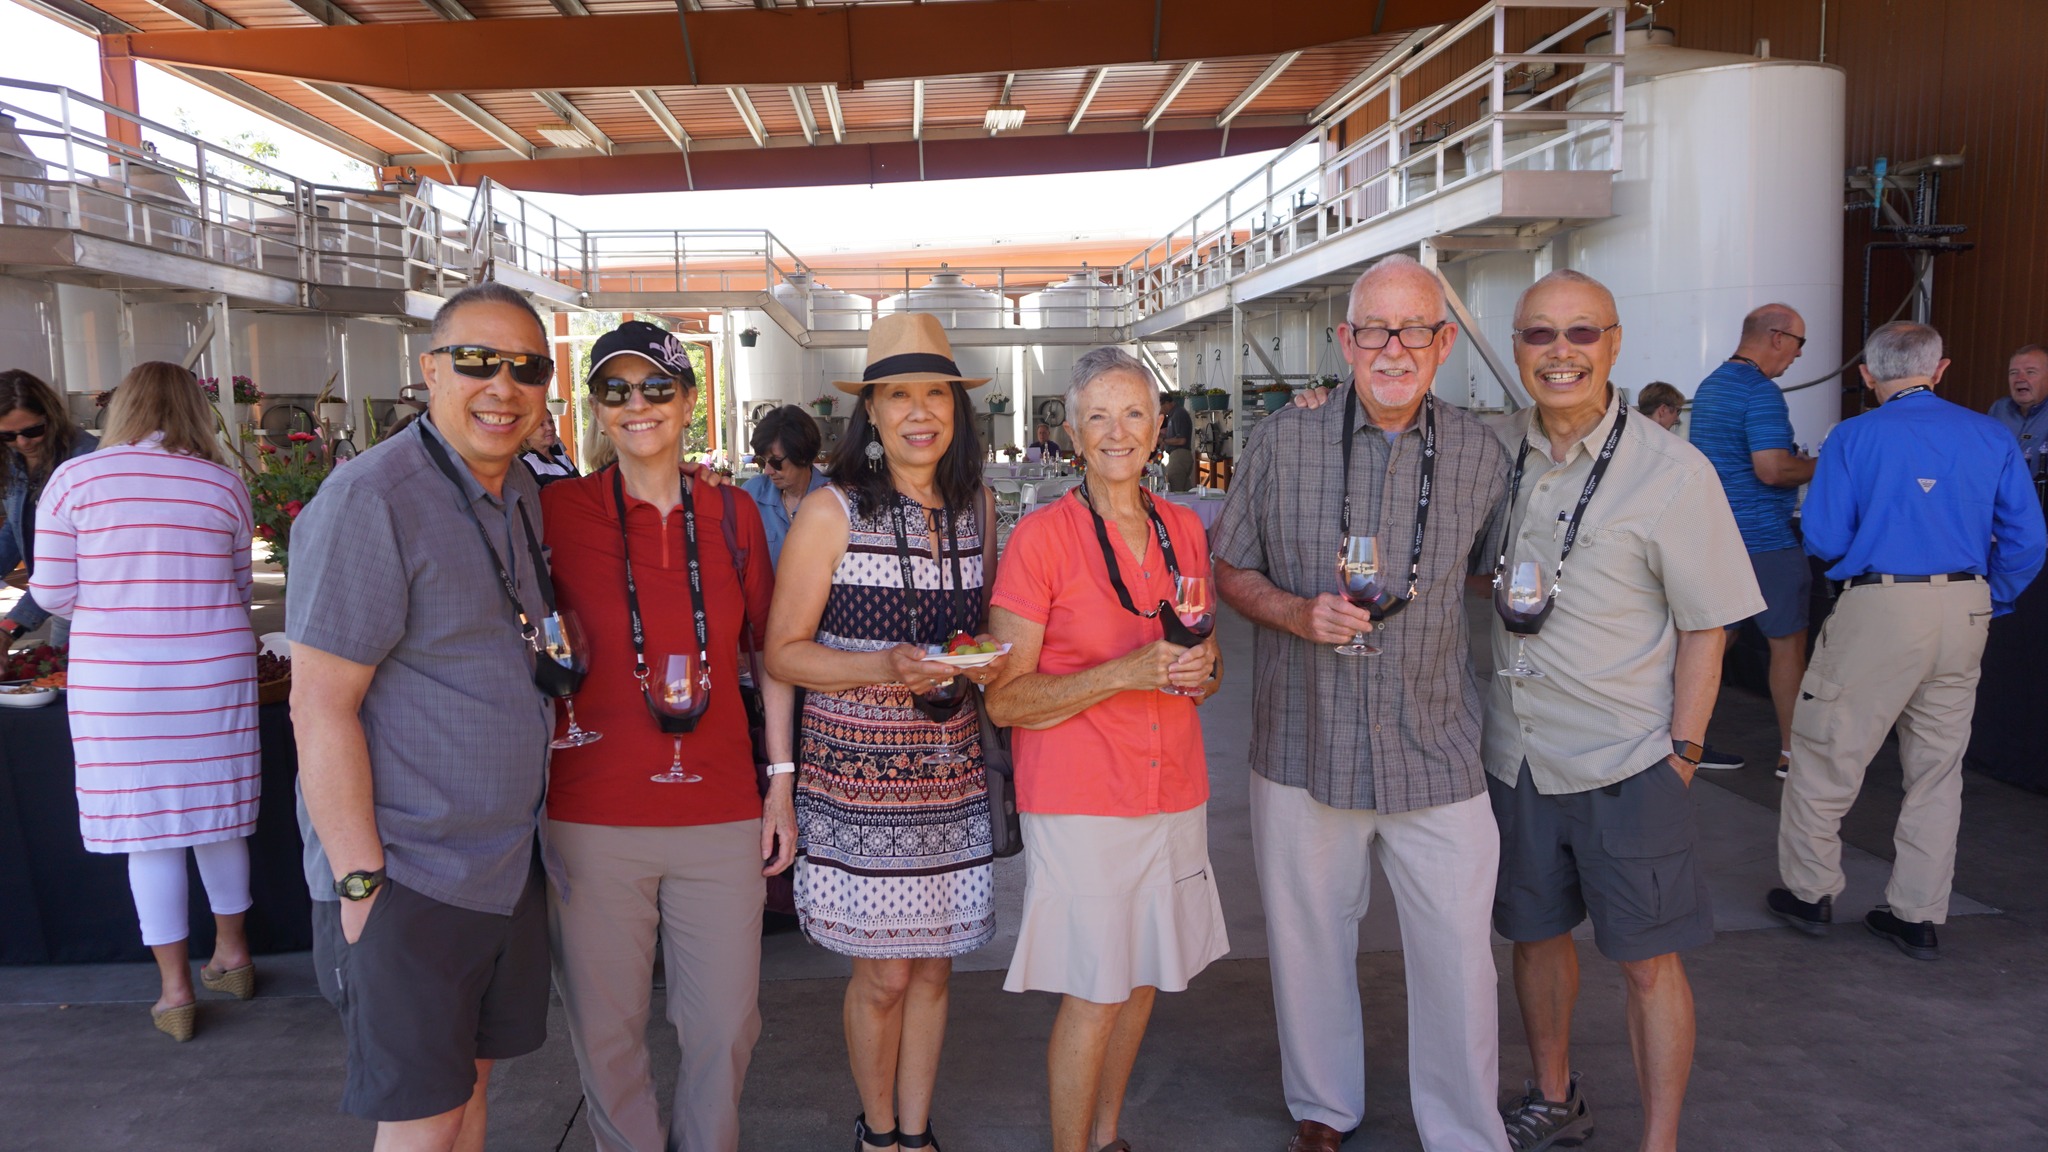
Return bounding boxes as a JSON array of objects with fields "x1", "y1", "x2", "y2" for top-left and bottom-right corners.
[
  {"x1": 984, "y1": 347, "x2": 1227, "y2": 1152},
  {"x1": 540, "y1": 320, "x2": 795, "y2": 1152}
]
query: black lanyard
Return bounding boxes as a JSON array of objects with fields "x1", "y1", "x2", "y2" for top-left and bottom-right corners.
[
  {"x1": 889, "y1": 497, "x2": 968, "y2": 645},
  {"x1": 1494, "y1": 401, "x2": 1628, "y2": 596},
  {"x1": 1338, "y1": 386, "x2": 1437, "y2": 598},
  {"x1": 1885, "y1": 384, "x2": 1933, "y2": 404},
  {"x1": 417, "y1": 422, "x2": 553, "y2": 647},
  {"x1": 611, "y1": 466, "x2": 710, "y2": 686},
  {"x1": 1077, "y1": 480, "x2": 1182, "y2": 620}
]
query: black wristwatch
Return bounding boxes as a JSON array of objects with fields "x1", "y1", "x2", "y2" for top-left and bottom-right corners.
[
  {"x1": 1670, "y1": 739, "x2": 1704, "y2": 768},
  {"x1": 334, "y1": 868, "x2": 386, "y2": 901}
]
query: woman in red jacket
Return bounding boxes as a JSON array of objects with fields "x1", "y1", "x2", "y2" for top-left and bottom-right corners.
[{"x1": 541, "y1": 321, "x2": 796, "y2": 1152}]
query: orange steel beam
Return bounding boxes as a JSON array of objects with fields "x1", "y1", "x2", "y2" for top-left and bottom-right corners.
[
  {"x1": 444, "y1": 123, "x2": 1298, "y2": 196},
  {"x1": 97, "y1": 37, "x2": 144, "y2": 154},
  {"x1": 116, "y1": 0, "x2": 1480, "y2": 93}
]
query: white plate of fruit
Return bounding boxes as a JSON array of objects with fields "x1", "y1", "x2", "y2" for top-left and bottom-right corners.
[{"x1": 924, "y1": 633, "x2": 1010, "y2": 669}]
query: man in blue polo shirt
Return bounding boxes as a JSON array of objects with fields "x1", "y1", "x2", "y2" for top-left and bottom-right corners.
[
  {"x1": 1689, "y1": 304, "x2": 1815, "y2": 775},
  {"x1": 1768, "y1": 322, "x2": 2044, "y2": 960},
  {"x1": 1988, "y1": 344, "x2": 2048, "y2": 473}
]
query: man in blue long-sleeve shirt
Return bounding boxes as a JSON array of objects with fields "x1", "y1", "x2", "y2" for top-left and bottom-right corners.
[{"x1": 1769, "y1": 322, "x2": 2046, "y2": 961}]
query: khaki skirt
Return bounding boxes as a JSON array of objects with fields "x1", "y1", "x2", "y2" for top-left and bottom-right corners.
[{"x1": 1002, "y1": 805, "x2": 1229, "y2": 1003}]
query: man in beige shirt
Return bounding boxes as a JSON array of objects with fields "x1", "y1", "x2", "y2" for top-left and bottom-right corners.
[{"x1": 1482, "y1": 271, "x2": 1763, "y2": 1152}]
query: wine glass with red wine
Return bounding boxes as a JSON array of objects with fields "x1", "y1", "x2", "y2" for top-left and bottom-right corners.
[
  {"x1": 1163, "y1": 575, "x2": 1215, "y2": 696},
  {"x1": 1494, "y1": 561, "x2": 1549, "y2": 679},
  {"x1": 1335, "y1": 536, "x2": 1410, "y2": 656}
]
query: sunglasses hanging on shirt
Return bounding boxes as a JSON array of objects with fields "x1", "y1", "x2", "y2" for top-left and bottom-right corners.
[
  {"x1": 890, "y1": 499, "x2": 973, "y2": 724},
  {"x1": 417, "y1": 423, "x2": 585, "y2": 697}
]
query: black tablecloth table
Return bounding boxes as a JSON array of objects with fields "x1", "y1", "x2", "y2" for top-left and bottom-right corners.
[
  {"x1": 0, "y1": 700, "x2": 311, "y2": 965},
  {"x1": 1966, "y1": 573, "x2": 2048, "y2": 793}
]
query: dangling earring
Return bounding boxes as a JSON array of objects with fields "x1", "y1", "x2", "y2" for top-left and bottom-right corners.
[{"x1": 864, "y1": 430, "x2": 885, "y2": 463}]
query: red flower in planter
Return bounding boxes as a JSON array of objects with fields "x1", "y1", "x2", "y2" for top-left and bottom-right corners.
[
  {"x1": 256, "y1": 524, "x2": 274, "y2": 539},
  {"x1": 283, "y1": 500, "x2": 304, "y2": 518},
  {"x1": 288, "y1": 432, "x2": 317, "y2": 444}
]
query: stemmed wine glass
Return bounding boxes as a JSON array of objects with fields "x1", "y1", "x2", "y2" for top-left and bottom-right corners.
[
  {"x1": 1164, "y1": 575, "x2": 1215, "y2": 697},
  {"x1": 915, "y1": 674, "x2": 972, "y2": 767},
  {"x1": 650, "y1": 652, "x2": 709, "y2": 783},
  {"x1": 1335, "y1": 536, "x2": 1411, "y2": 656},
  {"x1": 1495, "y1": 561, "x2": 1549, "y2": 680},
  {"x1": 543, "y1": 612, "x2": 602, "y2": 749}
]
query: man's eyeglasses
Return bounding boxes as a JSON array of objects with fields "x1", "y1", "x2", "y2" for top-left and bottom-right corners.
[
  {"x1": 1771, "y1": 328, "x2": 1808, "y2": 349},
  {"x1": 1513, "y1": 323, "x2": 1621, "y2": 347},
  {"x1": 591, "y1": 375, "x2": 683, "y2": 408},
  {"x1": 1347, "y1": 322, "x2": 1449, "y2": 350},
  {"x1": 0, "y1": 422, "x2": 48, "y2": 445},
  {"x1": 430, "y1": 345, "x2": 555, "y2": 386}
]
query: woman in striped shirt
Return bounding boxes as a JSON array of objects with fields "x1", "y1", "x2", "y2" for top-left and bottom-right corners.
[{"x1": 32, "y1": 361, "x2": 261, "y2": 1042}]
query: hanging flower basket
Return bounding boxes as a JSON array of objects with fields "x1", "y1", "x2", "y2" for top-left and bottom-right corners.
[
  {"x1": 1260, "y1": 389, "x2": 1290, "y2": 412},
  {"x1": 545, "y1": 396, "x2": 568, "y2": 417},
  {"x1": 810, "y1": 395, "x2": 836, "y2": 417},
  {"x1": 739, "y1": 327, "x2": 760, "y2": 348}
]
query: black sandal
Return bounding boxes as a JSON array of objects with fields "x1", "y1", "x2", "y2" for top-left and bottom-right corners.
[
  {"x1": 854, "y1": 1114, "x2": 898, "y2": 1151},
  {"x1": 898, "y1": 1126, "x2": 941, "y2": 1151}
]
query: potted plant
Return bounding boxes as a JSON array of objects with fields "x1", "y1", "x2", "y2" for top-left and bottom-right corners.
[
  {"x1": 311, "y1": 371, "x2": 348, "y2": 429},
  {"x1": 810, "y1": 392, "x2": 836, "y2": 417},
  {"x1": 546, "y1": 395, "x2": 568, "y2": 417},
  {"x1": 739, "y1": 326, "x2": 760, "y2": 348},
  {"x1": 1001, "y1": 443, "x2": 1021, "y2": 461},
  {"x1": 248, "y1": 431, "x2": 331, "y2": 577},
  {"x1": 201, "y1": 375, "x2": 264, "y2": 426},
  {"x1": 1204, "y1": 386, "x2": 1230, "y2": 411},
  {"x1": 1260, "y1": 383, "x2": 1291, "y2": 412},
  {"x1": 987, "y1": 391, "x2": 1011, "y2": 415}
]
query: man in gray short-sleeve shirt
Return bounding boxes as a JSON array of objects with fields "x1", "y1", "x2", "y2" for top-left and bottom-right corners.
[
  {"x1": 1485, "y1": 270, "x2": 1762, "y2": 1152},
  {"x1": 288, "y1": 284, "x2": 557, "y2": 1146},
  {"x1": 1214, "y1": 255, "x2": 1511, "y2": 1152}
]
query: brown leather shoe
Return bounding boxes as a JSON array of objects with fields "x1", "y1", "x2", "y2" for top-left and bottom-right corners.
[{"x1": 1285, "y1": 1121, "x2": 1343, "y2": 1152}]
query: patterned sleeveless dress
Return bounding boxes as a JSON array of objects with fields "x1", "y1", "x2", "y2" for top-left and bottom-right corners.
[{"x1": 792, "y1": 486, "x2": 997, "y2": 959}]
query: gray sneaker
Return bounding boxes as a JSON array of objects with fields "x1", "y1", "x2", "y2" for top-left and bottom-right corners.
[{"x1": 1501, "y1": 1071, "x2": 1595, "y2": 1152}]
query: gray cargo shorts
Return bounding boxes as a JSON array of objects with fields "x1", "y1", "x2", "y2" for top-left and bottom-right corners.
[{"x1": 1487, "y1": 758, "x2": 1714, "y2": 963}]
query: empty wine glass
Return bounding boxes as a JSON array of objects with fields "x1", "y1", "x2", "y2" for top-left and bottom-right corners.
[
  {"x1": 1336, "y1": 536, "x2": 1384, "y2": 656},
  {"x1": 1164, "y1": 574, "x2": 1215, "y2": 697},
  {"x1": 1496, "y1": 561, "x2": 1549, "y2": 680},
  {"x1": 650, "y1": 652, "x2": 708, "y2": 783},
  {"x1": 543, "y1": 613, "x2": 602, "y2": 749}
]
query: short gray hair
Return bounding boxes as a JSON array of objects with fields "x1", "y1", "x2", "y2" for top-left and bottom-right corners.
[
  {"x1": 1865, "y1": 321, "x2": 1943, "y2": 383},
  {"x1": 1346, "y1": 252, "x2": 1450, "y2": 326},
  {"x1": 1064, "y1": 346, "x2": 1159, "y2": 425}
]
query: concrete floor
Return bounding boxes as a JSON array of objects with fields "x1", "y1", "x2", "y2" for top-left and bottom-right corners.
[{"x1": 5, "y1": 596, "x2": 2046, "y2": 1152}]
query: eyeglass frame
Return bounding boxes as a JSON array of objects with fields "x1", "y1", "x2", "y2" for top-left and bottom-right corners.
[
  {"x1": 0, "y1": 422, "x2": 49, "y2": 445},
  {"x1": 1511, "y1": 322, "x2": 1622, "y2": 347},
  {"x1": 1344, "y1": 320, "x2": 1452, "y2": 351},
  {"x1": 1771, "y1": 327, "x2": 1808, "y2": 349},
  {"x1": 427, "y1": 345, "x2": 555, "y2": 386}
]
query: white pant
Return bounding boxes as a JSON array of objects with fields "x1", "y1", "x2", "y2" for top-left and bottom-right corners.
[
  {"x1": 127, "y1": 838, "x2": 253, "y2": 947},
  {"x1": 1250, "y1": 772, "x2": 1509, "y2": 1152}
]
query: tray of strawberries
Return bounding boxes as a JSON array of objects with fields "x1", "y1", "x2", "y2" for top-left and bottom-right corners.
[{"x1": 1, "y1": 643, "x2": 66, "y2": 689}]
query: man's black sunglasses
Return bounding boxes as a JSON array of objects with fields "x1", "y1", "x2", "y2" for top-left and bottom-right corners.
[
  {"x1": 0, "y1": 422, "x2": 48, "y2": 445},
  {"x1": 430, "y1": 345, "x2": 555, "y2": 386},
  {"x1": 591, "y1": 375, "x2": 684, "y2": 408}
]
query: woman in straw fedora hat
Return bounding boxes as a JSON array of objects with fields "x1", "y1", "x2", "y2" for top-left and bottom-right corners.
[{"x1": 765, "y1": 312, "x2": 1009, "y2": 1152}]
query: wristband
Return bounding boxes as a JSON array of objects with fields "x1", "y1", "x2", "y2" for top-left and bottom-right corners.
[{"x1": 765, "y1": 762, "x2": 796, "y2": 777}]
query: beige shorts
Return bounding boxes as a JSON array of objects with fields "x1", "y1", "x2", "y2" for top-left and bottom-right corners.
[{"x1": 1003, "y1": 805, "x2": 1229, "y2": 1003}]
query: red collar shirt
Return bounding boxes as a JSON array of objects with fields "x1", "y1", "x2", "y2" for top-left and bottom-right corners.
[{"x1": 540, "y1": 470, "x2": 775, "y2": 827}]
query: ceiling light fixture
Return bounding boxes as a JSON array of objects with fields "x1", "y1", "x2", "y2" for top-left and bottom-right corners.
[
  {"x1": 983, "y1": 105, "x2": 1027, "y2": 132},
  {"x1": 536, "y1": 123, "x2": 593, "y2": 148}
]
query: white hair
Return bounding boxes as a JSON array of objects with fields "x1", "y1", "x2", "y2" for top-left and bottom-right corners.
[
  {"x1": 1865, "y1": 321, "x2": 1943, "y2": 383},
  {"x1": 1064, "y1": 346, "x2": 1160, "y2": 425},
  {"x1": 1346, "y1": 252, "x2": 1452, "y2": 326}
]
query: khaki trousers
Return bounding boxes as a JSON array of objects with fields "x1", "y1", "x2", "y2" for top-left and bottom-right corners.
[
  {"x1": 1778, "y1": 578, "x2": 1992, "y2": 924},
  {"x1": 1250, "y1": 773, "x2": 1509, "y2": 1152},
  {"x1": 547, "y1": 818, "x2": 766, "y2": 1152},
  {"x1": 1165, "y1": 448, "x2": 1196, "y2": 492}
]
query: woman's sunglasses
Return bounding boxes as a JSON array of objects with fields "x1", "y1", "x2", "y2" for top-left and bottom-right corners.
[
  {"x1": 430, "y1": 345, "x2": 555, "y2": 386},
  {"x1": 591, "y1": 376, "x2": 684, "y2": 408},
  {"x1": 0, "y1": 422, "x2": 48, "y2": 445}
]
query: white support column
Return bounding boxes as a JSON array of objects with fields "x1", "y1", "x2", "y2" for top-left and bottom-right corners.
[{"x1": 205, "y1": 294, "x2": 240, "y2": 458}]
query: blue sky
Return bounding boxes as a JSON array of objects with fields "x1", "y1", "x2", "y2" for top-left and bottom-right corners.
[{"x1": 0, "y1": 2, "x2": 1289, "y2": 253}]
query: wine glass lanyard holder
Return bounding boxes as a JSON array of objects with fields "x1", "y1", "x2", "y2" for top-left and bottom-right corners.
[
  {"x1": 612, "y1": 466, "x2": 712, "y2": 731},
  {"x1": 1491, "y1": 403, "x2": 1629, "y2": 622},
  {"x1": 889, "y1": 498, "x2": 970, "y2": 650},
  {"x1": 1337, "y1": 385, "x2": 1437, "y2": 601},
  {"x1": 1076, "y1": 479, "x2": 1205, "y2": 647},
  {"x1": 418, "y1": 423, "x2": 583, "y2": 696}
]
